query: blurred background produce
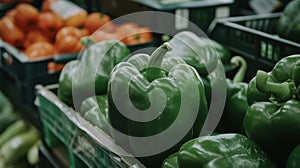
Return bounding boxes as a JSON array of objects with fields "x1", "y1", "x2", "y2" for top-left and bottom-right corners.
[
  {"x1": 0, "y1": 0, "x2": 299, "y2": 167},
  {"x1": 0, "y1": 91, "x2": 40, "y2": 168}
]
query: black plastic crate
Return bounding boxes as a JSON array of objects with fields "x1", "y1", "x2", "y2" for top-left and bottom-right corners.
[
  {"x1": 0, "y1": 39, "x2": 76, "y2": 107},
  {"x1": 99, "y1": 0, "x2": 234, "y2": 33},
  {"x1": 71, "y1": 0, "x2": 101, "y2": 12},
  {"x1": 0, "y1": 39, "x2": 77, "y2": 129},
  {"x1": 208, "y1": 12, "x2": 300, "y2": 82},
  {"x1": 230, "y1": 0, "x2": 254, "y2": 16}
]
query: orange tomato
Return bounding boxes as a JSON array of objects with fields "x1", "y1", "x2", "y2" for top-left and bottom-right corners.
[
  {"x1": 5, "y1": 9, "x2": 16, "y2": 21},
  {"x1": 47, "y1": 61, "x2": 65, "y2": 72},
  {"x1": 115, "y1": 22, "x2": 139, "y2": 40},
  {"x1": 42, "y1": 0, "x2": 87, "y2": 28},
  {"x1": 0, "y1": 17, "x2": 25, "y2": 49},
  {"x1": 123, "y1": 27, "x2": 153, "y2": 45},
  {"x1": 24, "y1": 41, "x2": 57, "y2": 60},
  {"x1": 14, "y1": 3, "x2": 39, "y2": 32},
  {"x1": 55, "y1": 26, "x2": 84, "y2": 42},
  {"x1": 80, "y1": 28, "x2": 90, "y2": 36},
  {"x1": 55, "y1": 26, "x2": 85, "y2": 53},
  {"x1": 23, "y1": 30, "x2": 50, "y2": 49},
  {"x1": 84, "y1": 12, "x2": 111, "y2": 34},
  {"x1": 90, "y1": 30, "x2": 118, "y2": 43},
  {"x1": 38, "y1": 12, "x2": 64, "y2": 40},
  {"x1": 55, "y1": 35, "x2": 82, "y2": 53},
  {"x1": 65, "y1": 11, "x2": 88, "y2": 28},
  {"x1": 41, "y1": 0, "x2": 58, "y2": 12},
  {"x1": 99, "y1": 22, "x2": 119, "y2": 33}
]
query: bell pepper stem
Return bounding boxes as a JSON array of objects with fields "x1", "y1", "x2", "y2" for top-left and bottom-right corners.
[
  {"x1": 146, "y1": 42, "x2": 172, "y2": 82},
  {"x1": 161, "y1": 35, "x2": 171, "y2": 42},
  {"x1": 256, "y1": 70, "x2": 293, "y2": 102},
  {"x1": 231, "y1": 56, "x2": 247, "y2": 83}
]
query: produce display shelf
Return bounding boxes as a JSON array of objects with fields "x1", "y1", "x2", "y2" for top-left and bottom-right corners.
[
  {"x1": 35, "y1": 84, "x2": 145, "y2": 168},
  {"x1": 208, "y1": 12, "x2": 300, "y2": 81}
]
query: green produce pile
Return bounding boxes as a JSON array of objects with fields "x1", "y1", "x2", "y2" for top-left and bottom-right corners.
[
  {"x1": 162, "y1": 133, "x2": 276, "y2": 168},
  {"x1": 108, "y1": 42, "x2": 208, "y2": 168},
  {"x1": 245, "y1": 55, "x2": 300, "y2": 167},
  {"x1": 0, "y1": 91, "x2": 17, "y2": 133},
  {"x1": 216, "y1": 56, "x2": 248, "y2": 134},
  {"x1": 0, "y1": 92, "x2": 40, "y2": 168},
  {"x1": 58, "y1": 39, "x2": 130, "y2": 107},
  {"x1": 57, "y1": 30, "x2": 300, "y2": 167}
]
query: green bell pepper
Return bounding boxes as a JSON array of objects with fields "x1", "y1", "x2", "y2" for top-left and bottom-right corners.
[
  {"x1": 167, "y1": 31, "x2": 230, "y2": 75},
  {"x1": 80, "y1": 95, "x2": 110, "y2": 136},
  {"x1": 58, "y1": 60, "x2": 80, "y2": 106},
  {"x1": 206, "y1": 38, "x2": 231, "y2": 65},
  {"x1": 286, "y1": 144, "x2": 300, "y2": 168},
  {"x1": 244, "y1": 55, "x2": 300, "y2": 166},
  {"x1": 162, "y1": 31, "x2": 231, "y2": 65},
  {"x1": 58, "y1": 40, "x2": 130, "y2": 107},
  {"x1": 108, "y1": 43, "x2": 208, "y2": 168},
  {"x1": 166, "y1": 31, "x2": 227, "y2": 109},
  {"x1": 80, "y1": 95, "x2": 107, "y2": 115},
  {"x1": 168, "y1": 133, "x2": 276, "y2": 168},
  {"x1": 162, "y1": 153, "x2": 179, "y2": 168},
  {"x1": 276, "y1": 0, "x2": 300, "y2": 43},
  {"x1": 216, "y1": 56, "x2": 248, "y2": 133}
]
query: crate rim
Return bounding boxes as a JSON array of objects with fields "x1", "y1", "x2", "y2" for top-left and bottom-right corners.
[
  {"x1": 208, "y1": 12, "x2": 300, "y2": 50},
  {"x1": 131, "y1": 0, "x2": 234, "y2": 11},
  {"x1": 35, "y1": 84, "x2": 146, "y2": 168},
  {"x1": 0, "y1": 39, "x2": 28, "y2": 63},
  {"x1": 213, "y1": 12, "x2": 281, "y2": 23},
  {"x1": 0, "y1": 37, "x2": 159, "y2": 65},
  {"x1": 0, "y1": 39, "x2": 79, "y2": 64}
]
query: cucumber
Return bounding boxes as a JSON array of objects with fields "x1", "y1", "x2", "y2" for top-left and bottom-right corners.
[
  {"x1": 0, "y1": 127, "x2": 40, "y2": 164},
  {"x1": 27, "y1": 140, "x2": 41, "y2": 165},
  {"x1": 0, "y1": 120, "x2": 29, "y2": 148},
  {"x1": 0, "y1": 91, "x2": 13, "y2": 116}
]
